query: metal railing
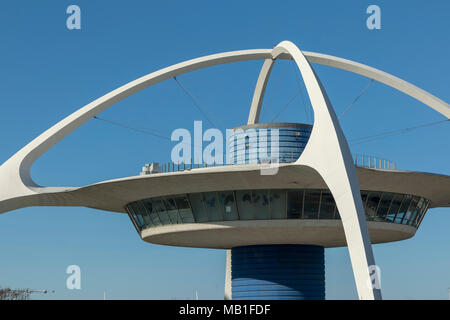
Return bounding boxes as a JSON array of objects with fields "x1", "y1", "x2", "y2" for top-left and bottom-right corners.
[
  {"x1": 353, "y1": 154, "x2": 397, "y2": 170},
  {"x1": 141, "y1": 153, "x2": 397, "y2": 175}
]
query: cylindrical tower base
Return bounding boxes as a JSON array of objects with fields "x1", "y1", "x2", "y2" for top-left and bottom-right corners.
[{"x1": 231, "y1": 244, "x2": 325, "y2": 300}]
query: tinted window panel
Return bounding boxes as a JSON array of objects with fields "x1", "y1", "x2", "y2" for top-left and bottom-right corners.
[
  {"x1": 365, "y1": 192, "x2": 381, "y2": 220},
  {"x1": 174, "y1": 196, "x2": 195, "y2": 223},
  {"x1": 270, "y1": 190, "x2": 286, "y2": 219},
  {"x1": 304, "y1": 190, "x2": 320, "y2": 219},
  {"x1": 203, "y1": 192, "x2": 223, "y2": 221},
  {"x1": 188, "y1": 193, "x2": 209, "y2": 222},
  {"x1": 218, "y1": 191, "x2": 239, "y2": 221},
  {"x1": 163, "y1": 197, "x2": 181, "y2": 224},
  {"x1": 287, "y1": 191, "x2": 303, "y2": 219},
  {"x1": 252, "y1": 190, "x2": 270, "y2": 220},
  {"x1": 386, "y1": 194, "x2": 403, "y2": 222},
  {"x1": 142, "y1": 199, "x2": 160, "y2": 226},
  {"x1": 236, "y1": 190, "x2": 253, "y2": 220},
  {"x1": 319, "y1": 192, "x2": 335, "y2": 219}
]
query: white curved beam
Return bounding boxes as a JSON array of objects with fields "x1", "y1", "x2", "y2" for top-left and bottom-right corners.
[
  {"x1": 0, "y1": 49, "x2": 274, "y2": 212},
  {"x1": 304, "y1": 52, "x2": 450, "y2": 118},
  {"x1": 248, "y1": 52, "x2": 449, "y2": 124},
  {"x1": 272, "y1": 41, "x2": 381, "y2": 300},
  {"x1": 247, "y1": 59, "x2": 275, "y2": 124}
]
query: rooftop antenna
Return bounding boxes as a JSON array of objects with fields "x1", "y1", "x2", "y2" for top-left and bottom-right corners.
[{"x1": 195, "y1": 291, "x2": 199, "y2": 300}]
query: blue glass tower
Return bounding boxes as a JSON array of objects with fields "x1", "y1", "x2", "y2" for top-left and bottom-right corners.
[
  {"x1": 231, "y1": 245, "x2": 325, "y2": 300},
  {"x1": 228, "y1": 123, "x2": 325, "y2": 300},
  {"x1": 228, "y1": 123, "x2": 312, "y2": 164}
]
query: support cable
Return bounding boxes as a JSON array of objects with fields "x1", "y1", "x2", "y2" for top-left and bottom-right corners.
[
  {"x1": 93, "y1": 116, "x2": 221, "y2": 161},
  {"x1": 290, "y1": 60, "x2": 311, "y2": 123},
  {"x1": 93, "y1": 116, "x2": 171, "y2": 141},
  {"x1": 260, "y1": 62, "x2": 285, "y2": 122},
  {"x1": 173, "y1": 76, "x2": 225, "y2": 128},
  {"x1": 271, "y1": 90, "x2": 301, "y2": 122},
  {"x1": 350, "y1": 119, "x2": 449, "y2": 145},
  {"x1": 339, "y1": 79, "x2": 374, "y2": 119}
]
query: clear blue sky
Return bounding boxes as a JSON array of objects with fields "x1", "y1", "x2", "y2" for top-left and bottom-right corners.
[{"x1": 0, "y1": 1, "x2": 449, "y2": 299}]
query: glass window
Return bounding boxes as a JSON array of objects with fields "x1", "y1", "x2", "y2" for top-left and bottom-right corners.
[
  {"x1": 411, "y1": 199, "x2": 428, "y2": 227},
  {"x1": 386, "y1": 194, "x2": 403, "y2": 223},
  {"x1": 152, "y1": 198, "x2": 171, "y2": 225},
  {"x1": 304, "y1": 190, "x2": 321, "y2": 219},
  {"x1": 319, "y1": 191, "x2": 335, "y2": 219},
  {"x1": 376, "y1": 193, "x2": 393, "y2": 222},
  {"x1": 132, "y1": 204, "x2": 146, "y2": 228},
  {"x1": 163, "y1": 197, "x2": 182, "y2": 224},
  {"x1": 188, "y1": 193, "x2": 209, "y2": 222},
  {"x1": 142, "y1": 199, "x2": 161, "y2": 227},
  {"x1": 125, "y1": 190, "x2": 428, "y2": 230},
  {"x1": 287, "y1": 191, "x2": 303, "y2": 219},
  {"x1": 269, "y1": 190, "x2": 286, "y2": 219},
  {"x1": 252, "y1": 190, "x2": 270, "y2": 220},
  {"x1": 218, "y1": 191, "x2": 239, "y2": 221},
  {"x1": 402, "y1": 197, "x2": 418, "y2": 225},
  {"x1": 174, "y1": 195, "x2": 195, "y2": 223},
  {"x1": 127, "y1": 205, "x2": 143, "y2": 231},
  {"x1": 365, "y1": 192, "x2": 381, "y2": 220},
  {"x1": 407, "y1": 197, "x2": 423, "y2": 227},
  {"x1": 395, "y1": 195, "x2": 412, "y2": 224},
  {"x1": 203, "y1": 192, "x2": 223, "y2": 221},
  {"x1": 361, "y1": 191, "x2": 369, "y2": 207},
  {"x1": 236, "y1": 190, "x2": 254, "y2": 220},
  {"x1": 135, "y1": 202, "x2": 153, "y2": 228}
]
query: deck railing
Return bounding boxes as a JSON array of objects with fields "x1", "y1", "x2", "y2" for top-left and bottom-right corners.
[
  {"x1": 353, "y1": 154, "x2": 397, "y2": 170},
  {"x1": 141, "y1": 154, "x2": 397, "y2": 174}
]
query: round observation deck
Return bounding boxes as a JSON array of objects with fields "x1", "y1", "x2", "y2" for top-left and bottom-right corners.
[
  {"x1": 126, "y1": 123, "x2": 428, "y2": 249},
  {"x1": 126, "y1": 188, "x2": 428, "y2": 248}
]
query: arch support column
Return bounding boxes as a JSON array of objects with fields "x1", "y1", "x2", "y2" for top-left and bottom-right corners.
[
  {"x1": 272, "y1": 41, "x2": 381, "y2": 300},
  {"x1": 248, "y1": 58, "x2": 275, "y2": 124}
]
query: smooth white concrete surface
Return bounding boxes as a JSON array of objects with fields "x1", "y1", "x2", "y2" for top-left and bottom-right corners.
[
  {"x1": 248, "y1": 58, "x2": 275, "y2": 124},
  {"x1": 271, "y1": 41, "x2": 380, "y2": 300},
  {"x1": 141, "y1": 220, "x2": 417, "y2": 249}
]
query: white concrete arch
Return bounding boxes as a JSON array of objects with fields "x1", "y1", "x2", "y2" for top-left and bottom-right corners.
[
  {"x1": 247, "y1": 58, "x2": 275, "y2": 124},
  {"x1": 0, "y1": 49, "x2": 275, "y2": 209},
  {"x1": 1, "y1": 46, "x2": 448, "y2": 207},
  {"x1": 270, "y1": 41, "x2": 381, "y2": 300},
  {"x1": 248, "y1": 52, "x2": 450, "y2": 124}
]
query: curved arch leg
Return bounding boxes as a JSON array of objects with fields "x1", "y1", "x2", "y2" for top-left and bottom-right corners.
[
  {"x1": 0, "y1": 50, "x2": 275, "y2": 214},
  {"x1": 272, "y1": 41, "x2": 382, "y2": 300},
  {"x1": 248, "y1": 59, "x2": 275, "y2": 124}
]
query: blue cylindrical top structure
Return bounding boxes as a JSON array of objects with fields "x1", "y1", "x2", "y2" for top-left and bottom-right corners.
[
  {"x1": 231, "y1": 245, "x2": 325, "y2": 300},
  {"x1": 228, "y1": 123, "x2": 312, "y2": 164}
]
